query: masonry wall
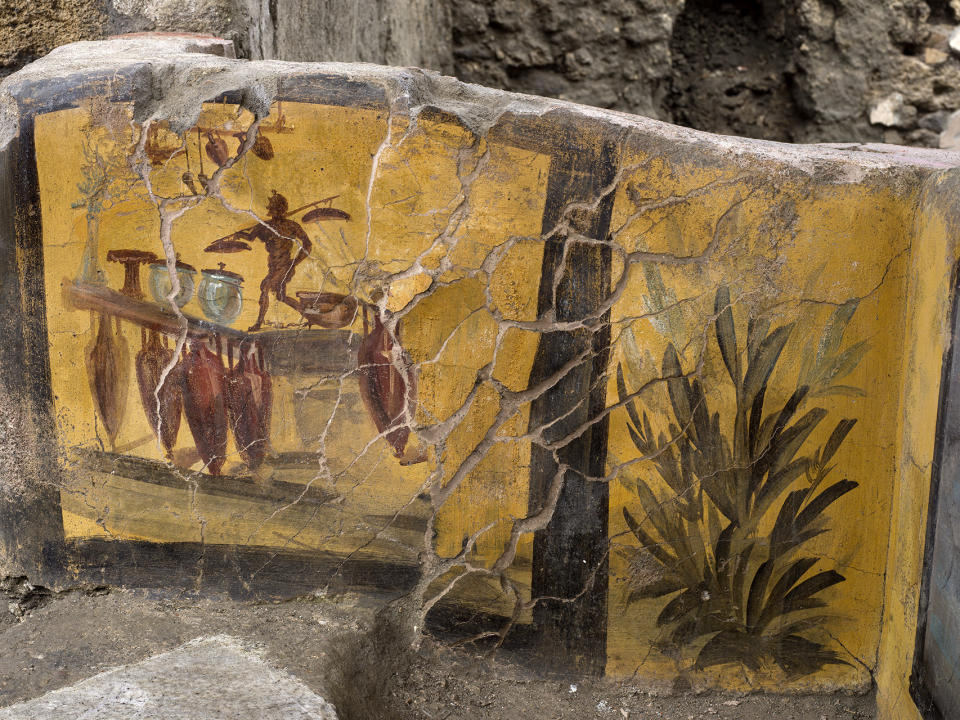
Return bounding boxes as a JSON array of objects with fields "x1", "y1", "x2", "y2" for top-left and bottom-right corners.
[
  {"x1": 7, "y1": 1, "x2": 960, "y2": 148},
  {"x1": 1, "y1": 0, "x2": 453, "y2": 80}
]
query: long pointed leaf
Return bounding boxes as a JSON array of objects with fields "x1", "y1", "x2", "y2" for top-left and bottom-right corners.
[
  {"x1": 747, "y1": 316, "x2": 771, "y2": 364},
  {"x1": 795, "y1": 480, "x2": 858, "y2": 532},
  {"x1": 765, "y1": 407, "x2": 826, "y2": 479},
  {"x1": 714, "y1": 521, "x2": 738, "y2": 593},
  {"x1": 733, "y1": 540, "x2": 756, "y2": 623},
  {"x1": 748, "y1": 384, "x2": 766, "y2": 457},
  {"x1": 715, "y1": 286, "x2": 741, "y2": 388},
  {"x1": 822, "y1": 340, "x2": 869, "y2": 386},
  {"x1": 768, "y1": 634, "x2": 852, "y2": 677},
  {"x1": 627, "y1": 422, "x2": 651, "y2": 455},
  {"x1": 770, "y1": 488, "x2": 809, "y2": 555},
  {"x1": 696, "y1": 630, "x2": 763, "y2": 671},
  {"x1": 755, "y1": 458, "x2": 811, "y2": 519},
  {"x1": 818, "y1": 299, "x2": 859, "y2": 362},
  {"x1": 626, "y1": 577, "x2": 684, "y2": 604},
  {"x1": 634, "y1": 478, "x2": 675, "y2": 542},
  {"x1": 617, "y1": 363, "x2": 644, "y2": 433},
  {"x1": 757, "y1": 558, "x2": 819, "y2": 630},
  {"x1": 690, "y1": 378, "x2": 711, "y2": 447},
  {"x1": 742, "y1": 323, "x2": 793, "y2": 402},
  {"x1": 622, "y1": 506, "x2": 677, "y2": 569},
  {"x1": 820, "y1": 419, "x2": 857, "y2": 467},
  {"x1": 657, "y1": 587, "x2": 700, "y2": 626},
  {"x1": 746, "y1": 559, "x2": 774, "y2": 629},
  {"x1": 780, "y1": 570, "x2": 845, "y2": 616},
  {"x1": 662, "y1": 345, "x2": 691, "y2": 431}
]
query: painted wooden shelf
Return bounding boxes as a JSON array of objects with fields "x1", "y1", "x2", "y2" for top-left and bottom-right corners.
[{"x1": 63, "y1": 281, "x2": 359, "y2": 375}]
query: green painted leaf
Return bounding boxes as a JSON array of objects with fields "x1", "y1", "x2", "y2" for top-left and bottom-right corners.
[
  {"x1": 747, "y1": 316, "x2": 771, "y2": 364},
  {"x1": 820, "y1": 419, "x2": 857, "y2": 466},
  {"x1": 626, "y1": 577, "x2": 684, "y2": 604},
  {"x1": 715, "y1": 286, "x2": 741, "y2": 388},
  {"x1": 795, "y1": 479, "x2": 858, "y2": 532},
  {"x1": 657, "y1": 587, "x2": 700, "y2": 626},
  {"x1": 780, "y1": 570, "x2": 845, "y2": 616},
  {"x1": 617, "y1": 363, "x2": 644, "y2": 433},
  {"x1": 818, "y1": 300, "x2": 859, "y2": 360},
  {"x1": 764, "y1": 407, "x2": 826, "y2": 479},
  {"x1": 746, "y1": 560, "x2": 774, "y2": 629},
  {"x1": 770, "y1": 488, "x2": 809, "y2": 554},
  {"x1": 622, "y1": 506, "x2": 676, "y2": 568},
  {"x1": 696, "y1": 630, "x2": 764, "y2": 671},
  {"x1": 755, "y1": 457, "x2": 812, "y2": 519},
  {"x1": 823, "y1": 339, "x2": 869, "y2": 386},
  {"x1": 663, "y1": 345, "x2": 692, "y2": 430},
  {"x1": 757, "y1": 558, "x2": 819, "y2": 630},
  {"x1": 742, "y1": 323, "x2": 793, "y2": 402}
]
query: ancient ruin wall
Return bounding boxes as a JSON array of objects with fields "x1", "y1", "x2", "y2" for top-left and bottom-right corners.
[
  {"x1": 7, "y1": 0, "x2": 960, "y2": 147},
  {"x1": 4, "y1": 36, "x2": 960, "y2": 720},
  {"x1": 453, "y1": 0, "x2": 960, "y2": 147}
]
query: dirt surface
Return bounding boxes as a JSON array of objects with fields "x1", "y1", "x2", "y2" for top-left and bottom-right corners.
[{"x1": 0, "y1": 587, "x2": 875, "y2": 720}]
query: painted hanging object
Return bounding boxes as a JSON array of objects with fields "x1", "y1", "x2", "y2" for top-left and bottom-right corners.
[
  {"x1": 357, "y1": 305, "x2": 416, "y2": 459},
  {"x1": 85, "y1": 312, "x2": 129, "y2": 450},
  {"x1": 181, "y1": 338, "x2": 228, "y2": 475},
  {"x1": 226, "y1": 341, "x2": 271, "y2": 470},
  {"x1": 135, "y1": 328, "x2": 182, "y2": 459}
]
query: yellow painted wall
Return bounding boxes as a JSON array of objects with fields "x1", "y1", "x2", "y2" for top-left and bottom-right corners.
[
  {"x1": 602, "y1": 151, "x2": 914, "y2": 691},
  {"x1": 874, "y1": 169, "x2": 960, "y2": 720},
  {"x1": 30, "y1": 95, "x2": 960, "y2": 702}
]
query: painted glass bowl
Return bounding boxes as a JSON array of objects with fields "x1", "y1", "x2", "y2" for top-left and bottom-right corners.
[
  {"x1": 148, "y1": 260, "x2": 196, "y2": 307},
  {"x1": 197, "y1": 265, "x2": 243, "y2": 324}
]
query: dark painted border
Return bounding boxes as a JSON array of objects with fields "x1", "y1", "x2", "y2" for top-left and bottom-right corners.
[{"x1": 909, "y1": 261, "x2": 960, "y2": 720}]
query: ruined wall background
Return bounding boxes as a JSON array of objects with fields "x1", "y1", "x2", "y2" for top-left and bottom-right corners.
[
  {"x1": 454, "y1": 0, "x2": 960, "y2": 147},
  {"x1": 1, "y1": 0, "x2": 454, "y2": 79},
  {"x1": 4, "y1": 0, "x2": 960, "y2": 144}
]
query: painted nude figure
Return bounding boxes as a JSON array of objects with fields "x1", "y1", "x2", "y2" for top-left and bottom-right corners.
[{"x1": 245, "y1": 191, "x2": 312, "y2": 331}]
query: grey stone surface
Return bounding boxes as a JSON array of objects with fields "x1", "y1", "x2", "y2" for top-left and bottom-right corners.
[
  {"x1": 252, "y1": 0, "x2": 452, "y2": 70},
  {"x1": 940, "y1": 108, "x2": 960, "y2": 148},
  {"x1": 0, "y1": 635, "x2": 338, "y2": 719},
  {"x1": 1, "y1": 0, "x2": 452, "y2": 82}
]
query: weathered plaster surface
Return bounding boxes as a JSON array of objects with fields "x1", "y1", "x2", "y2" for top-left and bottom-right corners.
[{"x1": 2, "y1": 35, "x2": 960, "y2": 713}]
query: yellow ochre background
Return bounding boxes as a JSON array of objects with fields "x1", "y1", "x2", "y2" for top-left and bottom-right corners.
[{"x1": 31, "y1": 98, "x2": 946, "y2": 704}]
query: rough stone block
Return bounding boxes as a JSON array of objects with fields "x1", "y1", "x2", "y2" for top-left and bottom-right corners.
[
  {"x1": 2, "y1": 34, "x2": 960, "y2": 717},
  {"x1": 0, "y1": 635, "x2": 338, "y2": 719}
]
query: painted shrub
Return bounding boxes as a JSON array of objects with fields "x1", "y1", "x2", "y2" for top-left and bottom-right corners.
[{"x1": 617, "y1": 285, "x2": 864, "y2": 680}]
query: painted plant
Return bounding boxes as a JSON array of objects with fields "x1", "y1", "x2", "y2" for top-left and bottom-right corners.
[{"x1": 617, "y1": 285, "x2": 867, "y2": 678}]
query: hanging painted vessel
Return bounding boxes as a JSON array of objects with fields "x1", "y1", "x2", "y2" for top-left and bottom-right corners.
[
  {"x1": 357, "y1": 306, "x2": 416, "y2": 458},
  {"x1": 182, "y1": 338, "x2": 228, "y2": 475},
  {"x1": 85, "y1": 312, "x2": 129, "y2": 450},
  {"x1": 135, "y1": 328, "x2": 182, "y2": 459},
  {"x1": 226, "y1": 341, "x2": 272, "y2": 470},
  {"x1": 204, "y1": 131, "x2": 231, "y2": 167}
]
